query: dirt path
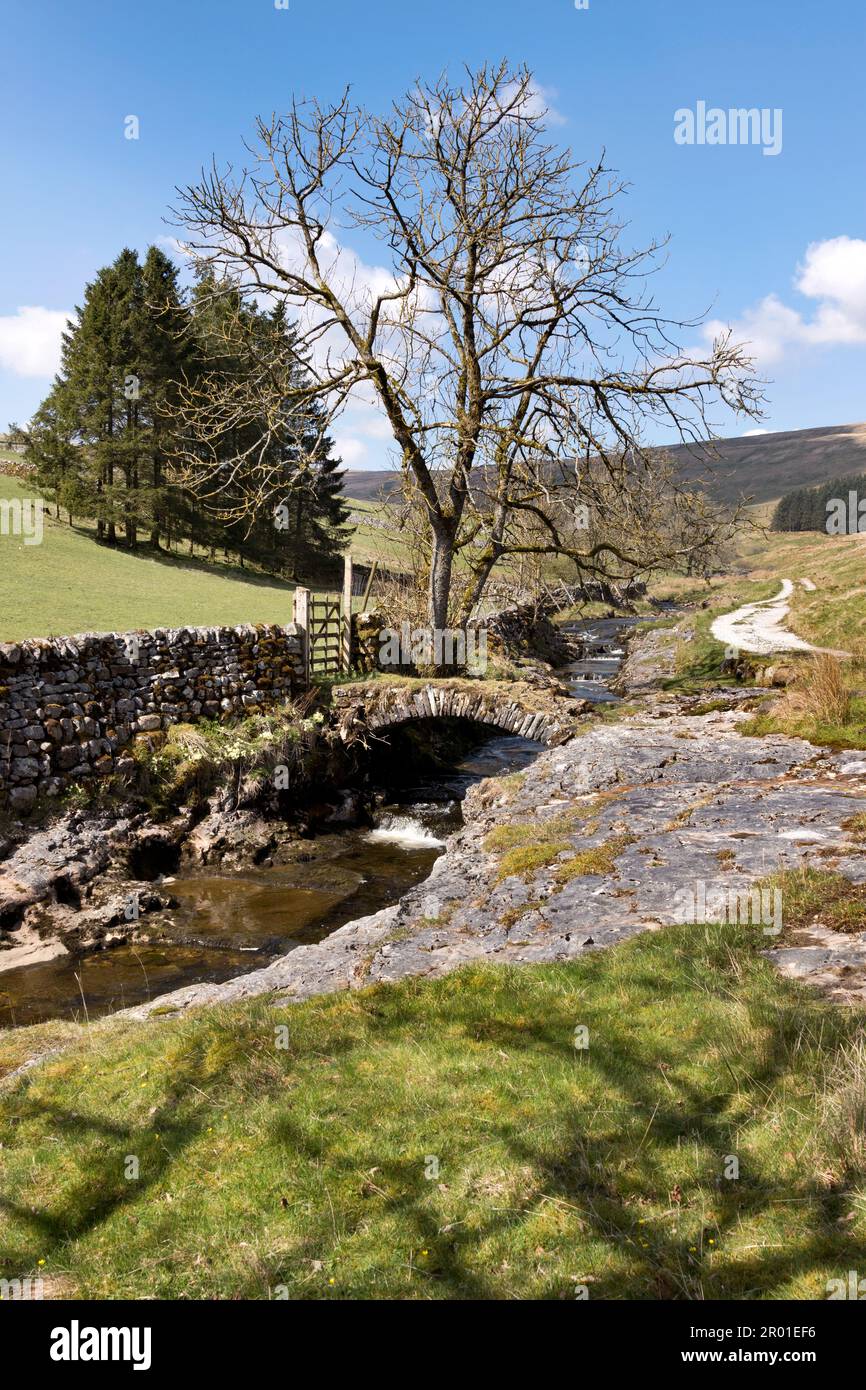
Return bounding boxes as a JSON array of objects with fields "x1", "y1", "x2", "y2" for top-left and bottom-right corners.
[{"x1": 710, "y1": 579, "x2": 847, "y2": 657}]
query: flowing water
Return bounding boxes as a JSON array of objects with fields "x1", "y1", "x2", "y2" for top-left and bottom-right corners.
[
  {"x1": 560, "y1": 613, "x2": 660, "y2": 702},
  {"x1": 0, "y1": 733, "x2": 541, "y2": 1028}
]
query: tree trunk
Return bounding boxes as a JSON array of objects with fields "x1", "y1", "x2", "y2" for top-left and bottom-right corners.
[
  {"x1": 124, "y1": 401, "x2": 137, "y2": 547},
  {"x1": 456, "y1": 553, "x2": 498, "y2": 627},
  {"x1": 105, "y1": 399, "x2": 116, "y2": 546},
  {"x1": 428, "y1": 523, "x2": 455, "y2": 630},
  {"x1": 149, "y1": 452, "x2": 161, "y2": 547}
]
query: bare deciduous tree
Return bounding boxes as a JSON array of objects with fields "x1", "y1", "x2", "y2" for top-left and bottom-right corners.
[{"x1": 172, "y1": 61, "x2": 763, "y2": 626}]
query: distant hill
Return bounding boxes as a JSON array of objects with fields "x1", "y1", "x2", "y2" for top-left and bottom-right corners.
[
  {"x1": 344, "y1": 422, "x2": 866, "y2": 509},
  {"x1": 341, "y1": 470, "x2": 403, "y2": 503},
  {"x1": 670, "y1": 422, "x2": 866, "y2": 505}
]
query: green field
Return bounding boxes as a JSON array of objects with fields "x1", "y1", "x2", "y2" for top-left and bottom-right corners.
[
  {"x1": 0, "y1": 474, "x2": 535, "y2": 641},
  {"x1": 2, "y1": 923, "x2": 865, "y2": 1300},
  {"x1": 343, "y1": 496, "x2": 414, "y2": 571},
  {"x1": 0, "y1": 475, "x2": 314, "y2": 641},
  {"x1": 640, "y1": 519, "x2": 866, "y2": 748},
  {"x1": 734, "y1": 523, "x2": 866, "y2": 655}
]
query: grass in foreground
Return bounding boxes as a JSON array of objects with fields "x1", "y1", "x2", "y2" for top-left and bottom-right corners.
[
  {"x1": 743, "y1": 695, "x2": 866, "y2": 752},
  {"x1": 741, "y1": 650, "x2": 866, "y2": 750},
  {"x1": 1, "y1": 924, "x2": 866, "y2": 1300}
]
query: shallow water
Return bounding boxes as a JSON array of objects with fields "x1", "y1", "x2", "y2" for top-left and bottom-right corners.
[
  {"x1": 560, "y1": 614, "x2": 653, "y2": 703},
  {"x1": 0, "y1": 734, "x2": 541, "y2": 1028}
]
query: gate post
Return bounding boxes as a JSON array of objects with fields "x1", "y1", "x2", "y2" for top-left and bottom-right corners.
[
  {"x1": 342, "y1": 553, "x2": 354, "y2": 673},
  {"x1": 293, "y1": 586, "x2": 311, "y2": 689}
]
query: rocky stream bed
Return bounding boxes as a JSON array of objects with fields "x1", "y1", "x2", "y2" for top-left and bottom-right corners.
[{"x1": 2, "y1": 614, "x2": 866, "y2": 1027}]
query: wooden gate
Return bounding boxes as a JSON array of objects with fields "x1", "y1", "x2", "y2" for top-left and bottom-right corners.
[
  {"x1": 308, "y1": 593, "x2": 342, "y2": 677},
  {"x1": 292, "y1": 557, "x2": 357, "y2": 685}
]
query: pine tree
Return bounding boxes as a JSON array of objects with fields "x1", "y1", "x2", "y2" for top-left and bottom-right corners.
[
  {"x1": 185, "y1": 281, "x2": 348, "y2": 577},
  {"x1": 110, "y1": 247, "x2": 145, "y2": 546},
  {"x1": 61, "y1": 261, "x2": 115, "y2": 541},
  {"x1": 22, "y1": 384, "x2": 83, "y2": 523},
  {"x1": 770, "y1": 493, "x2": 790, "y2": 531},
  {"x1": 24, "y1": 250, "x2": 348, "y2": 578},
  {"x1": 139, "y1": 247, "x2": 196, "y2": 548},
  {"x1": 29, "y1": 249, "x2": 142, "y2": 546},
  {"x1": 772, "y1": 474, "x2": 866, "y2": 534},
  {"x1": 260, "y1": 302, "x2": 349, "y2": 578}
]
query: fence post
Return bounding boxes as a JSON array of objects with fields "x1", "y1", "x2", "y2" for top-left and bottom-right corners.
[
  {"x1": 342, "y1": 553, "x2": 354, "y2": 673},
  {"x1": 360, "y1": 558, "x2": 378, "y2": 612},
  {"x1": 293, "y1": 586, "x2": 311, "y2": 688}
]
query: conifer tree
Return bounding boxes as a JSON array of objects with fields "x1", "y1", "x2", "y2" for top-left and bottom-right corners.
[
  {"x1": 139, "y1": 246, "x2": 196, "y2": 548},
  {"x1": 23, "y1": 249, "x2": 347, "y2": 577}
]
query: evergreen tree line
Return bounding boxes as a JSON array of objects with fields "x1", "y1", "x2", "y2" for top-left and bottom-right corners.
[
  {"x1": 16, "y1": 247, "x2": 349, "y2": 579},
  {"x1": 771, "y1": 472, "x2": 866, "y2": 533}
]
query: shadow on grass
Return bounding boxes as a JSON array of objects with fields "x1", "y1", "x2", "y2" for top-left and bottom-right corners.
[
  {"x1": 0, "y1": 1046, "x2": 217, "y2": 1272},
  {"x1": 76, "y1": 528, "x2": 306, "y2": 596},
  {"x1": 505, "y1": 1012, "x2": 866, "y2": 1299},
  {"x1": 3, "y1": 933, "x2": 866, "y2": 1300},
  {"x1": 257, "y1": 950, "x2": 866, "y2": 1299}
]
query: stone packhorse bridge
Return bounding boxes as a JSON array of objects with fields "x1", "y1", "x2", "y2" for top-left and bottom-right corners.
[{"x1": 331, "y1": 679, "x2": 586, "y2": 748}]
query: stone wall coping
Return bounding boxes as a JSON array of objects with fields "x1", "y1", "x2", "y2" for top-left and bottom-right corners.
[{"x1": 0, "y1": 621, "x2": 301, "y2": 667}]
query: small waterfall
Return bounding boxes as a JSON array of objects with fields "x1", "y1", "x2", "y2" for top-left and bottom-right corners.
[{"x1": 365, "y1": 815, "x2": 446, "y2": 849}]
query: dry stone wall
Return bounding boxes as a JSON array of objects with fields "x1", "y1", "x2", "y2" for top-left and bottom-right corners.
[
  {"x1": 0, "y1": 624, "x2": 305, "y2": 812},
  {"x1": 351, "y1": 600, "x2": 577, "y2": 673}
]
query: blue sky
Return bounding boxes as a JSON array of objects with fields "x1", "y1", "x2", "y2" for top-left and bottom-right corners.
[{"x1": 1, "y1": 0, "x2": 864, "y2": 465}]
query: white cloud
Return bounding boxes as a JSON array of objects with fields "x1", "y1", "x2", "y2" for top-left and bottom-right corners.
[
  {"x1": 332, "y1": 396, "x2": 402, "y2": 470},
  {"x1": 273, "y1": 227, "x2": 399, "y2": 317},
  {"x1": 334, "y1": 436, "x2": 369, "y2": 466},
  {"x1": 742, "y1": 428, "x2": 770, "y2": 436},
  {"x1": 796, "y1": 236, "x2": 866, "y2": 343},
  {"x1": 0, "y1": 306, "x2": 71, "y2": 378},
  {"x1": 503, "y1": 80, "x2": 567, "y2": 127},
  {"x1": 355, "y1": 412, "x2": 396, "y2": 441},
  {"x1": 703, "y1": 237, "x2": 866, "y2": 365}
]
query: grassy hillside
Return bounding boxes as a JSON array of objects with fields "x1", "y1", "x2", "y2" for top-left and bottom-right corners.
[
  {"x1": 0, "y1": 476, "x2": 309, "y2": 641},
  {"x1": 344, "y1": 496, "x2": 413, "y2": 571},
  {"x1": 344, "y1": 422, "x2": 866, "y2": 510},
  {"x1": 2, "y1": 457, "x2": 862, "y2": 651},
  {"x1": 0, "y1": 472, "x2": 535, "y2": 640},
  {"x1": 736, "y1": 526, "x2": 866, "y2": 654},
  {"x1": 646, "y1": 509, "x2": 866, "y2": 656},
  {"x1": 339, "y1": 470, "x2": 401, "y2": 503},
  {"x1": 2, "y1": 924, "x2": 865, "y2": 1300},
  {"x1": 674, "y1": 422, "x2": 866, "y2": 506},
  {"x1": 643, "y1": 519, "x2": 866, "y2": 746},
  {"x1": 344, "y1": 496, "x2": 550, "y2": 589}
]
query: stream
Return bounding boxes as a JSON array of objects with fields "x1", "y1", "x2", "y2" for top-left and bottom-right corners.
[
  {"x1": 0, "y1": 616, "x2": 638, "y2": 1029},
  {"x1": 559, "y1": 613, "x2": 664, "y2": 701},
  {"x1": 0, "y1": 734, "x2": 541, "y2": 1028}
]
